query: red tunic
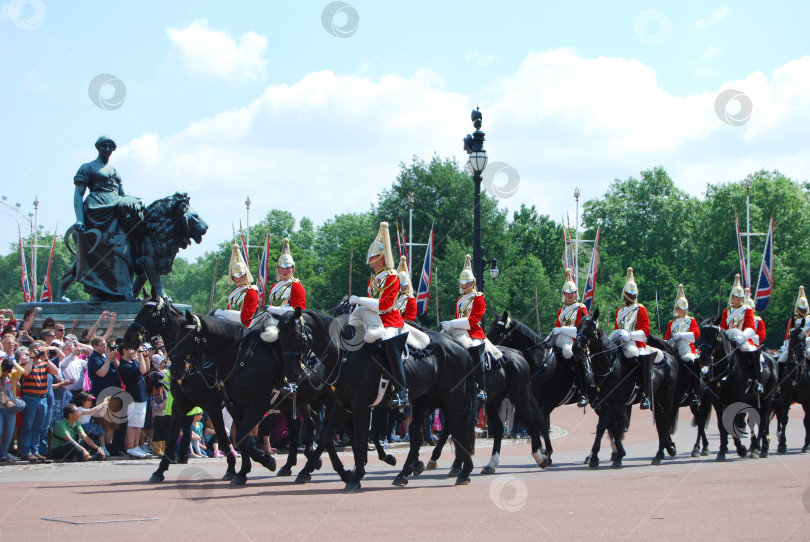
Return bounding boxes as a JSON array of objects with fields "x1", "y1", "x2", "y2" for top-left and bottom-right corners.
[
  {"x1": 367, "y1": 271, "x2": 404, "y2": 328},
  {"x1": 615, "y1": 304, "x2": 650, "y2": 348},
  {"x1": 268, "y1": 280, "x2": 306, "y2": 310},
  {"x1": 456, "y1": 293, "x2": 486, "y2": 340},
  {"x1": 555, "y1": 304, "x2": 588, "y2": 328},
  {"x1": 720, "y1": 306, "x2": 756, "y2": 346},
  {"x1": 227, "y1": 287, "x2": 258, "y2": 326},
  {"x1": 397, "y1": 295, "x2": 417, "y2": 321},
  {"x1": 754, "y1": 317, "x2": 766, "y2": 345},
  {"x1": 663, "y1": 317, "x2": 700, "y2": 354}
]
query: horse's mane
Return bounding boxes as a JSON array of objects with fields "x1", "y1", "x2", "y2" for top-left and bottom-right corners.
[
  {"x1": 201, "y1": 314, "x2": 247, "y2": 342},
  {"x1": 507, "y1": 318, "x2": 544, "y2": 345},
  {"x1": 303, "y1": 309, "x2": 334, "y2": 331}
]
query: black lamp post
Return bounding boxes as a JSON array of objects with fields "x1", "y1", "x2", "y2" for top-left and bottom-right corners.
[{"x1": 463, "y1": 107, "x2": 489, "y2": 292}]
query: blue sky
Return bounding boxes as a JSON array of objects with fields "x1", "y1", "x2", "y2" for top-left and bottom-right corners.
[{"x1": 1, "y1": 1, "x2": 809, "y2": 264}]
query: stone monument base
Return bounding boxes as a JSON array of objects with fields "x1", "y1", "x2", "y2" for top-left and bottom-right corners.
[{"x1": 13, "y1": 301, "x2": 192, "y2": 341}]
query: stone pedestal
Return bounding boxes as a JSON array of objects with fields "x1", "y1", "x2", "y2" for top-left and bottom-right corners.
[{"x1": 13, "y1": 301, "x2": 192, "y2": 341}]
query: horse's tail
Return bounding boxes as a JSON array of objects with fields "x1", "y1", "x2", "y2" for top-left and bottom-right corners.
[
  {"x1": 462, "y1": 350, "x2": 477, "y2": 456},
  {"x1": 691, "y1": 399, "x2": 712, "y2": 428},
  {"x1": 668, "y1": 403, "x2": 680, "y2": 436},
  {"x1": 616, "y1": 405, "x2": 631, "y2": 440}
]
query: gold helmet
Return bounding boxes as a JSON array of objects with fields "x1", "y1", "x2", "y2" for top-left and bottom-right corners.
[
  {"x1": 459, "y1": 254, "x2": 476, "y2": 293},
  {"x1": 622, "y1": 267, "x2": 638, "y2": 302},
  {"x1": 277, "y1": 237, "x2": 295, "y2": 270},
  {"x1": 367, "y1": 221, "x2": 395, "y2": 269},
  {"x1": 729, "y1": 273, "x2": 745, "y2": 305},
  {"x1": 795, "y1": 285, "x2": 809, "y2": 317},
  {"x1": 228, "y1": 243, "x2": 253, "y2": 285},
  {"x1": 396, "y1": 256, "x2": 413, "y2": 296},
  {"x1": 673, "y1": 283, "x2": 688, "y2": 315},
  {"x1": 562, "y1": 268, "x2": 578, "y2": 303},
  {"x1": 743, "y1": 287, "x2": 755, "y2": 310}
]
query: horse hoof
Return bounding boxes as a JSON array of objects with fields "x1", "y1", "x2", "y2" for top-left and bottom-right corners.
[
  {"x1": 344, "y1": 481, "x2": 361, "y2": 492},
  {"x1": 777, "y1": 444, "x2": 787, "y2": 454},
  {"x1": 148, "y1": 473, "x2": 164, "y2": 484},
  {"x1": 426, "y1": 459, "x2": 438, "y2": 470},
  {"x1": 539, "y1": 456, "x2": 551, "y2": 469},
  {"x1": 651, "y1": 457, "x2": 662, "y2": 466},
  {"x1": 392, "y1": 475, "x2": 408, "y2": 486},
  {"x1": 610, "y1": 452, "x2": 618, "y2": 462},
  {"x1": 481, "y1": 465, "x2": 496, "y2": 475},
  {"x1": 611, "y1": 460, "x2": 623, "y2": 468},
  {"x1": 315, "y1": 458, "x2": 323, "y2": 471},
  {"x1": 277, "y1": 466, "x2": 292, "y2": 477},
  {"x1": 716, "y1": 453, "x2": 726, "y2": 462},
  {"x1": 691, "y1": 447, "x2": 700, "y2": 458},
  {"x1": 750, "y1": 450, "x2": 760, "y2": 459},
  {"x1": 589, "y1": 458, "x2": 599, "y2": 469},
  {"x1": 803, "y1": 445, "x2": 809, "y2": 453},
  {"x1": 455, "y1": 475, "x2": 471, "y2": 486},
  {"x1": 222, "y1": 472, "x2": 235, "y2": 481},
  {"x1": 448, "y1": 468, "x2": 462, "y2": 477},
  {"x1": 413, "y1": 461, "x2": 425, "y2": 476},
  {"x1": 736, "y1": 446, "x2": 747, "y2": 458},
  {"x1": 700, "y1": 448, "x2": 710, "y2": 457},
  {"x1": 384, "y1": 454, "x2": 397, "y2": 466},
  {"x1": 230, "y1": 475, "x2": 247, "y2": 486},
  {"x1": 667, "y1": 444, "x2": 677, "y2": 457},
  {"x1": 584, "y1": 455, "x2": 591, "y2": 465},
  {"x1": 262, "y1": 456, "x2": 277, "y2": 472},
  {"x1": 760, "y1": 450, "x2": 769, "y2": 458},
  {"x1": 295, "y1": 473, "x2": 311, "y2": 484}
]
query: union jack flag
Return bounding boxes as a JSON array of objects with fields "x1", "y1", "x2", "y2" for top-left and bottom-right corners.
[
  {"x1": 415, "y1": 229, "x2": 433, "y2": 316},
  {"x1": 39, "y1": 229, "x2": 57, "y2": 302},
  {"x1": 18, "y1": 228, "x2": 32, "y2": 302},
  {"x1": 754, "y1": 217, "x2": 774, "y2": 312},
  {"x1": 257, "y1": 233, "x2": 270, "y2": 305},
  {"x1": 582, "y1": 226, "x2": 600, "y2": 311}
]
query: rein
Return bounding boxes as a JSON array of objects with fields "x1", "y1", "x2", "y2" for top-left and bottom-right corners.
[{"x1": 285, "y1": 316, "x2": 342, "y2": 390}]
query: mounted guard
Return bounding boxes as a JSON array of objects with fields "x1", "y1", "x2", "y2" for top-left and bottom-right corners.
[
  {"x1": 394, "y1": 256, "x2": 417, "y2": 321},
  {"x1": 347, "y1": 221, "x2": 410, "y2": 408},
  {"x1": 216, "y1": 243, "x2": 258, "y2": 326},
  {"x1": 267, "y1": 238, "x2": 306, "y2": 312},
  {"x1": 744, "y1": 287, "x2": 767, "y2": 347},
  {"x1": 720, "y1": 274, "x2": 763, "y2": 394},
  {"x1": 550, "y1": 268, "x2": 590, "y2": 407},
  {"x1": 610, "y1": 267, "x2": 661, "y2": 410},
  {"x1": 663, "y1": 284, "x2": 701, "y2": 405},
  {"x1": 440, "y1": 253, "x2": 502, "y2": 404},
  {"x1": 777, "y1": 286, "x2": 810, "y2": 366}
]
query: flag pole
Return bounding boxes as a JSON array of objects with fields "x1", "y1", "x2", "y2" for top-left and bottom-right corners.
[
  {"x1": 348, "y1": 248, "x2": 353, "y2": 299},
  {"x1": 208, "y1": 257, "x2": 219, "y2": 313},
  {"x1": 434, "y1": 263, "x2": 440, "y2": 327}
]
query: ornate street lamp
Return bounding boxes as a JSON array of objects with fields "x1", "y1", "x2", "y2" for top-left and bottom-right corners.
[{"x1": 463, "y1": 107, "x2": 488, "y2": 291}]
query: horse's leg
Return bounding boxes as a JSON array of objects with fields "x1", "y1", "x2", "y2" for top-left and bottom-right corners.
[
  {"x1": 700, "y1": 396, "x2": 711, "y2": 455},
  {"x1": 538, "y1": 403, "x2": 554, "y2": 466},
  {"x1": 715, "y1": 402, "x2": 729, "y2": 461},
  {"x1": 205, "y1": 405, "x2": 236, "y2": 480},
  {"x1": 369, "y1": 408, "x2": 395, "y2": 465},
  {"x1": 277, "y1": 410, "x2": 300, "y2": 477},
  {"x1": 481, "y1": 397, "x2": 503, "y2": 474},
  {"x1": 608, "y1": 414, "x2": 626, "y2": 468},
  {"x1": 802, "y1": 402, "x2": 810, "y2": 453},
  {"x1": 344, "y1": 404, "x2": 370, "y2": 492},
  {"x1": 230, "y1": 406, "x2": 277, "y2": 486},
  {"x1": 517, "y1": 389, "x2": 547, "y2": 468},
  {"x1": 297, "y1": 403, "x2": 349, "y2": 484},
  {"x1": 651, "y1": 403, "x2": 668, "y2": 465},
  {"x1": 300, "y1": 408, "x2": 322, "y2": 470},
  {"x1": 427, "y1": 419, "x2": 450, "y2": 470},
  {"x1": 754, "y1": 399, "x2": 771, "y2": 459},
  {"x1": 149, "y1": 409, "x2": 182, "y2": 483},
  {"x1": 588, "y1": 411, "x2": 609, "y2": 468},
  {"x1": 393, "y1": 398, "x2": 429, "y2": 486}
]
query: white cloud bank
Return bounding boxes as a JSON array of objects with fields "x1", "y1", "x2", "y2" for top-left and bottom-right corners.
[{"x1": 114, "y1": 48, "x2": 810, "y2": 258}]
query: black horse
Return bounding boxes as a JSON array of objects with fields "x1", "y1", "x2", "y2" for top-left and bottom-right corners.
[
  {"x1": 425, "y1": 337, "x2": 546, "y2": 475},
  {"x1": 775, "y1": 322, "x2": 810, "y2": 454},
  {"x1": 485, "y1": 313, "x2": 571, "y2": 467},
  {"x1": 573, "y1": 309, "x2": 680, "y2": 467},
  {"x1": 276, "y1": 307, "x2": 477, "y2": 490},
  {"x1": 697, "y1": 320, "x2": 777, "y2": 460},
  {"x1": 123, "y1": 299, "x2": 237, "y2": 482},
  {"x1": 124, "y1": 299, "x2": 278, "y2": 485}
]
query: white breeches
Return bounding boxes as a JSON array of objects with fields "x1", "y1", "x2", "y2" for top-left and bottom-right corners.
[
  {"x1": 449, "y1": 328, "x2": 503, "y2": 359},
  {"x1": 555, "y1": 335, "x2": 575, "y2": 359},
  {"x1": 675, "y1": 340, "x2": 694, "y2": 360},
  {"x1": 639, "y1": 345, "x2": 664, "y2": 363},
  {"x1": 348, "y1": 306, "x2": 403, "y2": 343}
]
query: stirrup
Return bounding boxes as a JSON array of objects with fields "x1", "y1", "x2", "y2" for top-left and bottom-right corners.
[
  {"x1": 754, "y1": 381, "x2": 764, "y2": 394},
  {"x1": 281, "y1": 382, "x2": 297, "y2": 396},
  {"x1": 640, "y1": 396, "x2": 651, "y2": 410},
  {"x1": 690, "y1": 394, "x2": 700, "y2": 406},
  {"x1": 387, "y1": 389, "x2": 409, "y2": 409},
  {"x1": 773, "y1": 388, "x2": 782, "y2": 400},
  {"x1": 476, "y1": 390, "x2": 487, "y2": 404},
  {"x1": 577, "y1": 395, "x2": 589, "y2": 408}
]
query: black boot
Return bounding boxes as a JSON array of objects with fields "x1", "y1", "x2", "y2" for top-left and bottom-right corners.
[
  {"x1": 468, "y1": 344, "x2": 487, "y2": 404},
  {"x1": 572, "y1": 356, "x2": 589, "y2": 407},
  {"x1": 383, "y1": 332, "x2": 410, "y2": 408},
  {"x1": 639, "y1": 355, "x2": 652, "y2": 410},
  {"x1": 688, "y1": 359, "x2": 701, "y2": 406},
  {"x1": 751, "y1": 352, "x2": 764, "y2": 394}
]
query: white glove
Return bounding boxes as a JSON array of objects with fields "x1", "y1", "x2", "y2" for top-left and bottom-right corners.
[
  {"x1": 742, "y1": 328, "x2": 756, "y2": 340},
  {"x1": 440, "y1": 321, "x2": 452, "y2": 332},
  {"x1": 213, "y1": 309, "x2": 224, "y2": 317},
  {"x1": 550, "y1": 327, "x2": 560, "y2": 335},
  {"x1": 559, "y1": 326, "x2": 577, "y2": 338},
  {"x1": 630, "y1": 330, "x2": 647, "y2": 343},
  {"x1": 671, "y1": 332, "x2": 681, "y2": 341},
  {"x1": 348, "y1": 295, "x2": 360, "y2": 305},
  {"x1": 350, "y1": 296, "x2": 380, "y2": 312},
  {"x1": 447, "y1": 317, "x2": 471, "y2": 330},
  {"x1": 679, "y1": 332, "x2": 695, "y2": 343}
]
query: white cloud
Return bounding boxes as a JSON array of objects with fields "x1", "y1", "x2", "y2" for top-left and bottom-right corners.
[
  {"x1": 166, "y1": 20, "x2": 269, "y2": 81},
  {"x1": 465, "y1": 51, "x2": 496, "y2": 66},
  {"x1": 109, "y1": 50, "x2": 810, "y2": 260},
  {"x1": 696, "y1": 7, "x2": 730, "y2": 28}
]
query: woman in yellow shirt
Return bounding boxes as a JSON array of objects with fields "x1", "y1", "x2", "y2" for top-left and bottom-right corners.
[{"x1": 1, "y1": 355, "x2": 26, "y2": 462}]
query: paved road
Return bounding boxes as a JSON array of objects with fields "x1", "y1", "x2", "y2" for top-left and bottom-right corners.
[{"x1": 2, "y1": 404, "x2": 809, "y2": 541}]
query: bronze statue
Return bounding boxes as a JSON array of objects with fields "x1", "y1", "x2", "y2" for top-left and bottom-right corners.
[{"x1": 58, "y1": 136, "x2": 207, "y2": 302}]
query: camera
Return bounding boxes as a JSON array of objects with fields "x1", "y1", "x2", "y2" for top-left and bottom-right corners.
[{"x1": 108, "y1": 344, "x2": 118, "y2": 351}]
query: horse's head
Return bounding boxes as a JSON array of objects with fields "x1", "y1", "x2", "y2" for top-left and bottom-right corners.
[
  {"x1": 275, "y1": 307, "x2": 311, "y2": 385},
  {"x1": 788, "y1": 320, "x2": 807, "y2": 368},
  {"x1": 123, "y1": 297, "x2": 177, "y2": 348},
  {"x1": 698, "y1": 318, "x2": 729, "y2": 370},
  {"x1": 573, "y1": 308, "x2": 600, "y2": 358},
  {"x1": 487, "y1": 311, "x2": 513, "y2": 346}
]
